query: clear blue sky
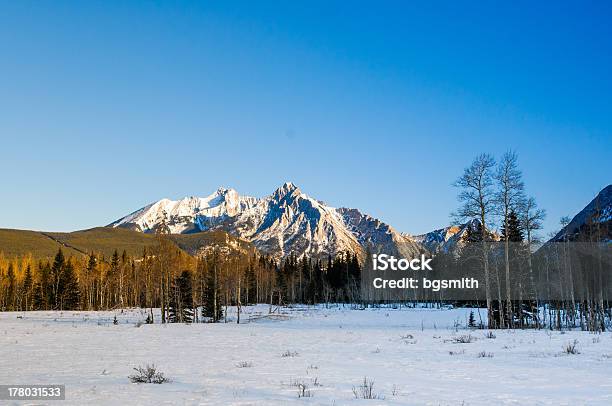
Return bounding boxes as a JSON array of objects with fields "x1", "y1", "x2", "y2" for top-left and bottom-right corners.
[{"x1": 1, "y1": 1, "x2": 610, "y2": 238}]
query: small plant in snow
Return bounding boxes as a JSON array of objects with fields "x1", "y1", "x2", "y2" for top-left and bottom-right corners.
[
  {"x1": 485, "y1": 331, "x2": 496, "y2": 339},
  {"x1": 281, "y1": 350, "x2": 299, "y2": 358},
  {"x1": 352, "y1": 377, "x2": 382, "y2": 400},
  {"x1": 563, "y1": 339, "x2": 580, "y2": 355},
  {"x1": 478, "y1": 351, "x2": 494, "y2": 358},
  {"x1": 592, "y1": 336, "x2": 600, "y2": 344},
  {"x1": 468, "y1": 311, "x2": 476, "y2": 328},
  {"x1": 236, "y1": 361, "x2": 253, "y2": 368},
  {"x1": 453, "y1": 334, "x2": 474, "y2": 343},
  {"x1": 391, "y1": 384, "x2": 400, "y2": 396},
  {"x1": 449, "y1": 349, "x2": 465, "y2": 356},
  {"x1": 297, "y1": 383, "x2": 312, "y2": 398},
  {"x1": 129, "y1": 364, "x2": 170, "y2": 384}
]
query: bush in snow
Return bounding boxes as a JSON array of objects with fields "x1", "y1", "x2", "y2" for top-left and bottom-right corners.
[
  {"x1": 563, "y1": 339, "x2": 580, "y2": 355},
  {"x1": 297, "y1": 382, "x2": 312, "y2": 398},
  {"x1": 453, "y1": 334, "x2": 474, "y2": 343},
  {"x1": 485, "y1": 331, "x2": 496, "y2": 339},
  {"x1": 129, "y1": 364, "x2": 170, "y2": 384},
  {"x1": 236, "y1": 361, "x2": 253, "y2": 368},
  {"x1": 352, "y1": 377, "x2": 382, "y2": 400},
  {"x1": 478, "y1": 351, "x2": 494, "y2": 358},
  {"x1": 281, "y1": 350, "x2": 299, "y2": 358}
]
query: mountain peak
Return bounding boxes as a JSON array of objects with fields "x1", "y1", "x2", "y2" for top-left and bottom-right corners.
[
  {"x1": 213, "y1": 186, "x2": 236, "y2": 196},
  {"x1": 273, "y1": 182, "x2": 300, "y2": 199}
]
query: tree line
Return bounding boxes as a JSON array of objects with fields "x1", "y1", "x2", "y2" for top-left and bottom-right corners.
[{"x1": 0, "y1": 235, "x2": 361, "y2": 324}]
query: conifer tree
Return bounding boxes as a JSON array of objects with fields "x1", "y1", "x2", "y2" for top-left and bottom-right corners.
[
  {"x1": 22, "y1": 265, "x2": 33, "y2": 311},
  {"x1": 465, "y1": 220, "x2": 484, "y2": 243},
  {"x1": 313, "y1": 260, "x2": 324, "y2": 303},
  {"x1": 6, "y1": 263, "x2": 15, "y2": 311},
  {"x1": 202, "y1": 263, "x2": 223, "y2": 322},
  {"x1": 50, "y1": 248, "x2": 65, "y2": 309},
  {"x1": 245, "y1": 263, "x2": 257, "y2": 305},
  {"x1": 59, "y1": 261, "x2": 80, "y2": 310},
  {"x1": 501, "y1": 210, "x2": 524, "y2": 242},
  {"x1": 169, "y1": 270, "x2": 194, "y2": 323},
  {"x1": 34, "y1": 261, "x2": 51, "y2": 310},
  {"x1": 468, "y1": 310, "x2": 476, "y2": 328}
]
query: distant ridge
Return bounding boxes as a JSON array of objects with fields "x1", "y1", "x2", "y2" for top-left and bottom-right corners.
[
  {"x1": 549, "y1": 184, "x2": 612, "y2": 242},
  {"x1": 110, "y1": 182, "x2": 423, "y2": 259}
]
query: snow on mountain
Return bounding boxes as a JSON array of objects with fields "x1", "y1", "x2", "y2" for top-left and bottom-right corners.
[
  {"x1": 339, "y1": 208, "x2": 423, "y2": 258},
  {"x1": 410, "y1": 219, "x2": 481, "y2": 254},
  {"x1": 109, "y1": 188, "x2": 258, "y2": 234},
  {"x1": 226, "y1": 182, "x2": 363, "y2": 259},
  {"x1": 109, "y1": 182, "x2": 421, "y2": 259}
]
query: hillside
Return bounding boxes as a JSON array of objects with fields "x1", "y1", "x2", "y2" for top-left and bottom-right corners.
[
  {"x1": 0, "y1": 227, "x2": 251, "y2": 260},
  {"x1": 0, "y1": 228, "x2": 82, "y2": 258},
  {"x1": 169, "y1": 230, "x2": 257, "y2": 258},
  {"x1": 549, "y1": 184, "x2": 612, "y2": 242},
  {"x1": 46, "y1": 227, "x2": 162, "y2": 258}
]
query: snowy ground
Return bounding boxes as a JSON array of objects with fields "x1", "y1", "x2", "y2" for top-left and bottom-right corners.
[{"x1": 2, "y1": 305, "x2": 612, "y2": 405}]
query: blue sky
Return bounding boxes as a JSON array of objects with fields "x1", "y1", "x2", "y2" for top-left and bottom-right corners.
[{"x1": 0, "y1": 1, "x2": 610, "y2": 237}]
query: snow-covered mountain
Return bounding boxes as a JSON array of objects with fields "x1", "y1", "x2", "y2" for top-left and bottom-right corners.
[
  {"x1": 410, "y1": 219, "x2": 481, "y2": 254},
  {"x1": 109, "y1": 187, "x2": 258, "y2": 234},
  {"x1": 549, "y1": 184, "x2": 612, "y2": 242},
  {"x1": 109, "y1": 182, "x2": 423, "y2": 259}
]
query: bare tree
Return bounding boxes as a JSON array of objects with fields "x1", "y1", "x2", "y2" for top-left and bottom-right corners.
[
  {"x1": 559, "y1": 215, "x2": 576, "y2": 325},
  {"x1": 495, "y1": 151, "x2": 525, "y2": 327},
  {"x1": 453, "y1": 153, "x2": 496, "y2": 328},
  {"x1": 520, "y1": 196, "x2": 546, "y2": 327}
]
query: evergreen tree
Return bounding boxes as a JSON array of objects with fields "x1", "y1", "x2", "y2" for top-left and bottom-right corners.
[
  {"x1": 168, "y1": 270, "x2": 194, "y2": 323},
  {"x1": 313, "y1": 260, "x2": 324, "y2": 301},
  {"x1": 22, "y1": 265, "x2": 33, "y2": 311},
  {"x1": 202, "y1": 264, "x2": 223, "y2": 322},
  {"x1": 349, "y1": 252, "x2": 361, "y2": 283},
  {"x1": 465, "y1": 220, "x2": 484, "y2": 243},
  {"x1": 245, "y1": 263, "x2": 257, "y2": 305},
  {"x1": 6, "y1": 264, "x2": 16, "y2": 311},
  {"x1": 59, "y1": 261, "x2": 80, "y2": 310},
  {"x1": 50, "y1": 248, "x2": 65, "y2": 309},
  {"x1": 34, "y1": 261, "x2": 51, "y2": 310},
  {"x1": 501, "y1": 210, "x2": 524, "y2": 242},
  {"x1": 468, "y1": 310, "x2": 476, "y2": 328},
  {"x1": 87, "y1": 253, "x2": 97, "y2": 272},
  {"x1": 110, "y1": 249, "x2": 120, "y2": 277}
]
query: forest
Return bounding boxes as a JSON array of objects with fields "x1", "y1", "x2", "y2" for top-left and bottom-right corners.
[{"x1": 0, "y1": 235, "x2": 362, "y2": 325}]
